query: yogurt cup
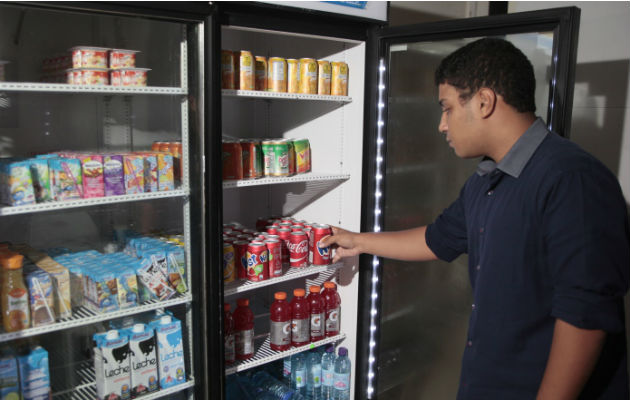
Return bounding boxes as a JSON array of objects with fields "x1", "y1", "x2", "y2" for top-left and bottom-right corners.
[
  {"x1": 109, "y1": 49, "x2": 139, "y2": 69},
  {"x1": 69, "y1": 46, "x2": 109, "y2": 68},
  {"x1": 69, "y1": 68, "x2": 109, "y2": 85},
  {"x1": 110, "y1": 68, "x2": 150, "y2": 87}
]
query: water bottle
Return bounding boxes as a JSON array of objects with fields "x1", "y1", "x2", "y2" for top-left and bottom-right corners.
[
  {"x1": 283, "y1": 355, "x2": 292, "y2": 385},
  {"x1": 291, "y1": 353, "x2": 307, "y2": 396},
  {"x1": 252, "y1": 370, "x2": 306, "y2": 400},
  {"x1": 321, "y1": 345, "x2": 336, "y2": 400},
  {"x1": 306, "y1": 350, "x2": 322, "y2": 399},
  {"x1": 333, "y1": 347, "x2": 351, "y2": 400}
]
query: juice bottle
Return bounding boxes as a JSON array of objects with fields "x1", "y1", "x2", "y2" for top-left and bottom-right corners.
[
  {"x1": 234, "y1": 298, "x2": 254, "y2": 360},
  {"x1": 307, "y1": 285, "x2": 325, "y2": 343},
  {"x1": 1, "y1": 252, "x2": 31, "y2": 332},
  {"x1": 321, "y1": 281, "x2": 341, "y2": 337},
  {"x1": 270, "y1": 292, "x2": 291, "y2": 351},
  {"x1": 224, "y1": 303, "x2": 235, "y2": 364},
  {"x1": 290, "y1": 288, "x2": 310, "y2": 348}
]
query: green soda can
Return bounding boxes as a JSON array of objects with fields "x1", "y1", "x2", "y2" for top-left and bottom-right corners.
[{"x1": 262, "y1": 140, "x2": 290, "y2": 176}]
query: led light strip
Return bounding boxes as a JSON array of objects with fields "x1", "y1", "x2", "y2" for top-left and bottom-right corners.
[{"x1": 366, "y1": 58, "x2": 387, "y2": 399}]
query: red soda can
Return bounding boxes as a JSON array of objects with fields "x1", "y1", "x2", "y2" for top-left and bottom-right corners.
[
  {"x1": 276, "y1": 228, "x2": 291, "y2": 265},
  {"x1": 233, "y1": 240, "x2": 249, "y2": 279},
  {"x1": 293, "y1": 221, "x2": 305, "y2": 227},
  {"x1": 288, "y1": 231, "x2": 308, "y2": 268},
  {"x1": 290, "y1": 225, "x2": 304, "y2": 232},
  {"x1": 279, "y1": 222, "x2": 292, "y2": 229},
  {"x1": 242, "y1": 229, "x2": 256, "y2": 235},
  {"x1": 303, "y1": 226, "x2": 312, "y2": 242},
  {"x1": 223, "y1": 236, "x2": 234, "y2": 244},
  {"x1": 246, "y1": 243, "x2": 268, "y2": 281},
  {"x1": 257, "y1": 234, "x2": 268, "y2": 241},
  {"x1": 251, "y1": 240, "x2": 265, "y2": 245},
  {"x1": 266, "y1": 225, "x2": 278, "y2": 235},
  {"x1": 281, "y1": 218, "x2": 293, "y2": 225},
  {"x1": 266, "y1": 234, "x2": 280, "y2": 241},
  {"x1": 304, "y1": 222, "x2": 313, "y2": 230},
  {"x1": 271, "y1": 220, "x2": 281, "y2": 227},
  {"x1": 265, "y1": 239, "x2": 283, "y2": 278},
  {"x1": 309, "y1": 224, "x2": 332, "y2": 266},
  {"x1": 237, "y1": 234, "x2": 252, "y2": 241}
]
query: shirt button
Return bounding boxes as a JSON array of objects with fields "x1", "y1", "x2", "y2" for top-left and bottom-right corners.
[
  {"x1": 472, "y1": 304, "x2": 476, "y2": 310},
  {"x1": 476, "y1": 264, "x2": 481, "y2": 271},
  {"x1": 487, "y1": 190, "x2": 494, "y2": 196},
  {"x1": 467, "y1": 340, "x2": 473, "y2": 347}
]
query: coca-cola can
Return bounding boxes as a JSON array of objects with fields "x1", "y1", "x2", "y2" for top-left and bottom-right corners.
[
  {"x1": 304, "y1": 222, "x2": 313, "y2": 230},
  {"x1": 237, "y1": 234, "x2": 253, "y2": 241},
  {"x1": 309, "y1": 224, "x2": 332, "y2": 266},
  {"x1": 293, "y1": 220, "x2": 306, "y2": 227},
  {"x1": 281, "y1": 218, "x2": 293, "y2": 224},
  {"x1": 233, "y1": 240, "x2": 249, "y2": 279},
  {"x1": 246, "y1": 243, "x2": 268, "y2": 281},
  {"x1": 303, "y1": 226, "x2": 312, "y2": 241},
  {"x1": 242, "y1": 229, "x2": 256, "y2": 235},
  {"x1": 266, "y1": 225, "x2": 278, "y2": 235},
  {"x1": 288, "y1": 231, "x2": 308, "y2": 268},
  {"x1": 276, "y1": 228, "x2": 291, "y2": 265},
  {"x1": 265, "y1": 239, "x2": 283, "y2": 278},
  {"x1": 290, "y1": 225, "x2": 304, "y2": 232},
  {"x1": 266, "y1": 234, "x2": 280, "y2": 241},
  {"x1": 271, "y1": 220, "x2": 281, "y2": 227},
  {"x1": 223, "y1": 236, "x2": 234, "y2": 244},
  {"x1": 257, "y1": 234, "x2": 268, "y2": 241},
  {"x1": 278, "y1": 222, "x2": 292, "y2": 229}
]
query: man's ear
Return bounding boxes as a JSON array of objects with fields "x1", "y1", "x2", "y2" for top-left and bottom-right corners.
[{"x1": 477, "y1": 88, "x2": 496, "y2": 119}]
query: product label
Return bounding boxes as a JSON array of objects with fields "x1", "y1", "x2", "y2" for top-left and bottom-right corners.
[
  {"x1": 270, "y1": 321, "x2": 291, "y2": 346},
  {"x1": 292, "y1": 318, "x2": 309, "y2": 343},
  {"x1": 311, "y1": 365, "x2": 322, "y2": 387},
  {"x1": 326, "y1": 307, "x2": 340, "y2": 333},
  {"x1": 310, "y1": 312, "x2": 325, "y2": 337},
  {"x1": 236, "y1": 329, "x2": 254, "y2": 355},
  {"x1": 7, "y1": 288, "x2": 29, "y2": 330},
  {"x1": 272, "y1": 61, "x2": 286, "y2": 82},
  {"x1": 294, "y1": 368, "x2": 306, "y2": 388},
  {"x1": 129, "y1": 332, "x2": 158, "y2": 397},
  {"x1": 225, "y1": 334, "x2": 235, "y2": 363},
  {"x1": 334, "y1": 372, "x2": 350, "y2": 391},
  {"x1": 322, "y1": 367, "x2": 334, "y2": 387}
]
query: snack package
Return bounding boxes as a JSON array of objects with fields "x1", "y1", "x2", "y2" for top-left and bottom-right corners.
[
  {"x1": 123, "y1": 155, "x2": 144, "y2": 195},
  {"x1": 136, "y1": 257, "x2": 175, "y2": 301},
  {"x1": 0, "y1": 160, "x2": 36, "y2": 206},
  {"x1": 140, "y1": 153, "x2": 158, "y2": 193},
  {"x1": 156, "y1": 153, "x2": 174, "y2": 192},
  {"x1": 24, "y1": 264, "x2": 56, "y2": 326},
  {"x1": 163, "y1": 245, "x2": 187, "y2": 294},
  {"x1": 104, "y1": 154, "x2": 125, "y2": 196},
  {"x1": 80, "y1": 154, "x2": 104, "y2": 198},
  {"x1": 29, "y1": 158, "x2": 52, "y2": 202},
  {"x1": 49, "y1": 158, "x2": 83, "y2": 201}
]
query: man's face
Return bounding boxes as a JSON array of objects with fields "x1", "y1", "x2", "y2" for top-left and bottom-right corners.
[{"x1": 438, "y1": 83, "x2": 483, "y2": 158}]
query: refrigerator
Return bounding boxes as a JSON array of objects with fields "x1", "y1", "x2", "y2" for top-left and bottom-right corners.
[
  {"x1": 0, "y1": 2, "x2": 210, "y2": 399},
  {"x1": 213, "y1": 3, "x2": 580, "y2": 400}
]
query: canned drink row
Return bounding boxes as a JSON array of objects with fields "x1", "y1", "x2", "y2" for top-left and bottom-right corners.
[
  {"x1": 222, "y1": 138, "x2": 311, "y2": 180},
  {"x1": 221, "y1": 50, "x2": 349, "y2": 96}
]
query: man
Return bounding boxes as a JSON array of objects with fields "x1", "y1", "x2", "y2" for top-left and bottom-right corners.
[{"x1": 321, "y1": 38, "x2": 630, "y2": 399}]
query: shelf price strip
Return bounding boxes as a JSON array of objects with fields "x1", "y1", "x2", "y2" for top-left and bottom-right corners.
[
  {"x1": 222, "y1": 173, "x2": 350, "y2": 189},
  {"x1": 52, "y1": 378, "x2": 195, "y2": 400},
  {"x1": 222, "y1": 89, "x2": 352, "y2": 103},
  {"x1": 0, "y1": 82, "x2": 187, "y2": 95}
]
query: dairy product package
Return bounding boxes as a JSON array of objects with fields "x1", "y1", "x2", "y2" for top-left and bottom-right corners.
[
  {"x1": 150, "y1": 315, "x2": 186, "y2": 389},
  {"x1": 94, "y1": 330, "x2": 131, "y2": 400},
  {"x1": 0, "y1": 353, "x2": 20, "y2": 400},
  {"x1": 126, "y1": 324, "x2": 158, "y2": 397},
  {"x1": 114, "y1": 264, "x2": 138, "y2": 309},
  {"x1": 17, "y1": 346, "x2": 51, "y2": 400},
  {"x1": 140, "y1": 153, "x2": 158, "y2": 193},
  {"x1": 0, "y1": 159, "x2": 36, "y2": 206},
  {"x1": 163, "y1": 245, "x2": 187, "y2": 294},
  {"x1": 79, "y1": 154, "x2": 104, "y2": 198},
  {"x1": 104, "y1": 155, "x2": 125, "y2": 196},
  {"x1": 29, "y1": 158, "x2": 52, "y2": 203},
  {"x1": 49, "y1": 158, "x2": 83, "y2": 201},
  {"x1": 136, "y1": 257, "x2": 175, "y2": 301},
  {"x1": 92, "y1": 268, "x2": 119, "y2": 313},
  {"x1": 123, "y1": 155, "x2": 144, "y2": 195},
  {"x1": 24, "y1": 264, "x2": 56, "y2": 326}
]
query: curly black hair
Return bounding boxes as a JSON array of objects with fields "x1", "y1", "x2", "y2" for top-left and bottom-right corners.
[{"x1": 435, "y1": 38, "x2": 536, "y2": 113}]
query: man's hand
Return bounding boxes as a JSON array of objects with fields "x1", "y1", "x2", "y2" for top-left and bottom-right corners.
[{"x1": 319, "y1": 226, "x2": 362, "y2": 263}]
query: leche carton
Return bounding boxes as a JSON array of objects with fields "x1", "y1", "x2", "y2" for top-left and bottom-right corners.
[
  {"x1": 79, "y1": 154, "x2": 105, "y2": 198},
  {"x1": 94, "y1": 330, "x2": 131, "y2": 400},
  {"x1": 103, "y1": 155, "x2": 125, "y2": 196},
  {"x1": 17, "y1": 346, "x2": 51, "y2": 400},
  {"x1": 126, "y1": 324, "x2": 158, "y2": 397},
  {"x1": 150, "y1": 315, "x2": 186, "y2": 389},
  {"x1": 29, "y1": 158, "x2": 52, "y2": 203},
  {"x1": 0, "y1": 353, "x2": 20, "y2": 400}
]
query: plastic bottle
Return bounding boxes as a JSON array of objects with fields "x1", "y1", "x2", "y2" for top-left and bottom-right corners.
[
  {"x1": 290, "y1": 289, "x2": 310, "y2": 348},
  {"x1": 321, "y1": 282, "x2": 341, "y2": 337},
  {"x1": 290, "y1": 353, "x2": 307, "y2": 397},
  {"x1": 321, "y1": 345, "x2": 336, "y2": 400},
  {"x1": 0, "y1": 252, "x2": 30, "y2": 332},
  {"x1": 224, "y1": 303, "x2": 236, "y2": 364},
  {"x1": 283, "y1": 356, "x2": 292, "y2": 385},
  {"x1": 270, "y1": 292, "x2": 291, "y2": 351},
  {"x1": 252, "y1": 370, "x2": 305, "y2": 400},
  {"x1": 234, "y1": 298, "x2": 254, "y2": 360},
  {"x1": 306, "y1": 350, "x2": 322, "y2": 400},
  {"x1": 333, "y1": 347, "x2": 351, "y2": 400},
  {"x1": 307, "y1": 286, "x2": 325, "y2": 343}
]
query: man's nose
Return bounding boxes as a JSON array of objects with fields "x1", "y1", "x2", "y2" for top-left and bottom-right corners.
[{"x1": 438, "y1": 113, "x2": 448, "y2": 133}]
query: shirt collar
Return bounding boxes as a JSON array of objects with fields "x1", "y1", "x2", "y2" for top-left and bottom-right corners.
[{"x1": 476, "y1": 117, "x2": 549, "y2": 178}]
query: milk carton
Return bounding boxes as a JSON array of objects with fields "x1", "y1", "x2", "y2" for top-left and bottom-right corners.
[
  {"x1": 150, "y1": 315, "x2": 186, "y2": 389},
  {"x1": 126, "y1": 324, "x2": 158, "y2": 397},
  {"x1": 0, "y1": 353, "x2": 20, "y2": 400},
  {"x1": 94, "y1": 330, "x2": 131, "y2": 400},
  {"x1": 17, "y1": 346, "x2": 51, "y2": 400}
]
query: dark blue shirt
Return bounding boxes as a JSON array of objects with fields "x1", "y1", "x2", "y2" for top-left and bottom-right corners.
[{"x1": 426, "y1": 118, "x2": 630, "y2": 399}]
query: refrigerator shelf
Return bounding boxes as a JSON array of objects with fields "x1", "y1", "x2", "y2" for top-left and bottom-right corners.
[
  {"x1": 224, "y1": 262, "x2": 343, "y2": 296},
  {"x1": 0, "y1": 189, "x2": 189, "y2": 216},
  {"x1": 0, "y1": 82, "x2": 187, "y2": 95},
  {"x1": 222, "y1": 89, "x2": 352, "y2": 102},
  {"x1": 223, "y1": 173, "x2": 350, "y2": 188},
  {"x1": 225, "y1": 333, "x2": 346, "y2": 375},
  {"x1": 0, "y1": 294, "x2": 192, "y2": 342},
  {"x1": 53, "y1": 377, "x2": 195, "y2": 400}
]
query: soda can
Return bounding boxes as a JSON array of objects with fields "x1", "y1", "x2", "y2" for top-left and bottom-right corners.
[
  {"x1": 290, "y1": 225, "x2": 304, "y2": 232},
  {"x1": 317, "y1": 60, "x2": 331, "y2": 95},
  {"x1": 151, "y1": 141, "x2": 163, "y2": 152},
  {"x1": 159, "y1": 142, "x2": 172, "y2": 154},
  {"x1": 241, "y1": 140, "x2": 262, "y2": 179},
  {"x1": 266, "y1": 225, "x2": 278, "y2": 235},
  {"x1": 287, "y1": 59, "x2": 299, "y2": 93},
  {"x1": 303, "y1": 227, "x2": 312, "y2": 242},
  {"x1": 222, "y1": 141, "x2": 243, "y2": 180},
  {"x1": 242, "y1": 229, "x2": 257, "y2": 236},
  {"x1": 246, "y1": 243, "x2": 268, "y2": 281},
  {"x1": 221, "y1": 50, "x2": 235, "y2": 89},
  {"x1": 257, "y1": 234, "x2": 268, "y2": 241},
  {"x1": 293, "y1": 139, "x2": 311, "y2": 174},
  {"x1": 233, "y1": 240, "x2": 249, "y2": 279},
  {"x1": 293, "y1": 221, "x2": 305, "y2": 227},
  {"x1": 266, "y1": 234, "x2": 280, "y2": 241},
  {"x1": 298, "y1": 58, "x2": 318, "y2": 94},
  {"x1": 265, "y1": 239, "x2": 283, "y2": 278},
  {"x1": 255, "y1": 56, "x2": 267, "y2": 91},
  {"x1": 288, "y1": 231, "x2": 308, "y2": 268},
  {"x1": 309, "y1": 224, "x2": 332, "y2": 266},
  {"x1": 281, "y1": 218, "x2": 293, "y2": 225},
  {"x1": 262, "y1": 140, "x2": 290, "y2": 176},
  {"x1": 223, "y1": 243, "x2": 236, "y2": 282},
  {"x1": 236, "y1": 50, "x2": 254, "y2": 91},
  {"x1": 276, "y1": 228, "x2": 292, "y2": 265},
  {"x1": 223, "y1": 235, "x2": 234, "y2": 244},
  {"x1": 237, "y1": 234, "x2": 252, "y2": 241},
  {"x1": 331, "y1": 61, "x2": 348, "y2": 96},
  {"x1": 268, "y1": 57, "x2": 287, "y2": 92}
]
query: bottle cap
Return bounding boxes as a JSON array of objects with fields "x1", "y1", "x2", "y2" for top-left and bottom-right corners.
[
  {"x1": 0, "y1": 252, "x2": 23, "y2": 270},
  {"x1": 293, "y1": 288, "x2": 305, "y2": 297},
  {"x1": 132, "y1": 324, "x2": 144, "y2": 333},
  {"x1": 106, "y1": 330, "x2": 119, "y2": 340},
  {"x1": 309, "y1": 285, "x2": 320, "y2": 293},
  {"x1": 237, "y1": 298, "x2": 249, "y2": 307},
  {"x1": 274, "y1": 292, "x2": 287, "y2": 300},
  {"x1": 323, "y1": 281, "x2": 336, "y2": 289},
  {"x1": 338, "y1": 347, "x2": 348, "y2": 356},
  {"x1": 325, "y1": 344, "x2": 335, "y2": 353},
  {"x1": 224, "y1": 303, "x2": 231, "y2": 311},
  {"x1": 160, "y1": 315, "x2": 172, "y2": 325}
]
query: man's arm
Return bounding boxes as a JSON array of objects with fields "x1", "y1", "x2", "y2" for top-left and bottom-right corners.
[
  {"x1": 536, "y1": 319, "x2": 606, "y2": 400},
  {"x1": 320, "y1": 226, "x2": 439, "y2": 263}
]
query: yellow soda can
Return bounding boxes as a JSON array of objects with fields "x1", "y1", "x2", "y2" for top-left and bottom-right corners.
[
  {"x1": 267, "y1": 57, "x2": 287, "y2": 92},
  {"x1": 255, "y1": 56, "x2": 267, "y2": 91},
  {"x1": 287, "y1": 59, "x2": 299, "y2": 93},
  {"x1": 331, "y1": 61, "x2": 349, "y2": 96},
  {"x1": 223, "y1": 242, "x2": 236, "y2": 283},
  {"x1": 298, "y1": 58, "x2": 317, "y2": 94},
  {"x1": 317, "y1": 60, "x2": 331, "y2": 95}
]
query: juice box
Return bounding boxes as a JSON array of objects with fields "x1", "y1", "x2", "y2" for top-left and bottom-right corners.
[
  {"x1": 49, "y1": 158, "x2": 83, "y2": 201},
  {"x1": 162, "y1": 245, "x2": 187, "y2": 294},
  {"x1": 156, "y1": 153, "x2": 174, "y2": 192},
  {"x1": 126, "y1": 324, "x2": 158, "y2": 397},
  {"x1": 104, "y1": 155, "x2": 125, "y2": 196},
  {"x1": 24, "y1": 264, "x2": 56, "y2": 327},
  {"x1": 91, "y1": 268, "x2": 119, "y2": 313},
  {"x1": 94, "y1": 330, "x2": 131, "y2": 400},
  {"x1": 140, "y1": 153, "x2": 158, "y2": 193},
  {"x1": 0, "y1": 353, "x2": 20, "y2": 400},
  {"x1": 29, "y1": 158, "x2": 52, "y2": 202},
  {"x1": 136, "y1": 257, "x2": 175, "y2": 301},
  {"x1": 17, "y1": 346, "x2": 51, "y2": 400},
  {"x1": 0, "y1": 160, "x2": 36, "y2": 206},
  {"x1": 114, "y1": 264, "x2": 138, "y2": 309},
  {"x1": 80, "y1": 154, "x2": 104, "y2": 198},
  {"x1": 123, "y1": 155, "x2": 144, "y2": 195},
  {"x1": 151, "y1": 315, "x2": 186, "y2": 389}
]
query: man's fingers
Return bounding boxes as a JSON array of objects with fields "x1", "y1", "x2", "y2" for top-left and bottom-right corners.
[{"x1": 319, "y1": 232, "x2": 337, "y2": 248}]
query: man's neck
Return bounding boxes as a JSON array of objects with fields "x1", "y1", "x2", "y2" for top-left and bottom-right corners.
[{"x1": 488, "y1": 112, "x2": 536, "y2": 163}]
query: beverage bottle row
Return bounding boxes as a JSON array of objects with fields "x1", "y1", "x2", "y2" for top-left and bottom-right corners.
[{"x1": 287, "y1": 345, "x2": 351, "y2": 400}]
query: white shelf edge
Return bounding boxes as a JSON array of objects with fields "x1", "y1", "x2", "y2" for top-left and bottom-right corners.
[
  {"x1": 224, "y1": 262, "x2": 343, "y2": 296},
  {"x1": 0, "y1": 188, "x2": 189, "y2": 216},
  {"x1": 0, "y1": 294, "x2": 192, "y2": 342},
  {"x1": 226, "y1": 333, "x2": 346, "y2": 375},
  {"x1": 52, "y1": 378, "x2": 195, "y2": 400},
  {"x1": 0, "y1": 82, "x2": 187, "y2": 95},
  {"x1": 223, "y1": 173, "x2": 350, "y2": 189},
  {"x1": 222, "y1": 89, "x2": 352, "y2": 103}
]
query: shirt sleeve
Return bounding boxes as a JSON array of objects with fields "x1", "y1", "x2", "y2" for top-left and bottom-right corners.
[
  {"x1": 543, "y1": 168, "x2": 630, "y2": 333},
  {"x1": 426, "y1": 184, "x2": 469, "y2": 262}
]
